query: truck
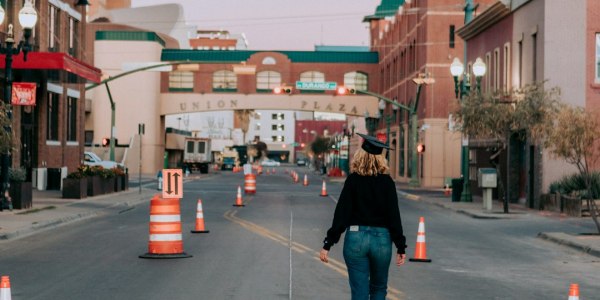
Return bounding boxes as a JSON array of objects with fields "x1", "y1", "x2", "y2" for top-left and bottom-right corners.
[
  {"x1": 182, "y1": 137, "x2": 212, "y2": 173},
  {"x1": 221, "y1": 147, "x2": 239, "y2": 170},
  {"x1": 84, "y1": 151, "x2": 124, "y2": 169}
]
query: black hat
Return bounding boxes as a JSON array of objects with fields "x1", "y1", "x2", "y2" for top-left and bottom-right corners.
[{"x1": 356, "y1": 133, "x2": 391, "y2": 155}]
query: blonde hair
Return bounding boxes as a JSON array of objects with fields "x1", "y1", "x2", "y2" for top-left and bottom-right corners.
[{"x1": 350, "y1": 148, "x2": 390, "y2": 176}]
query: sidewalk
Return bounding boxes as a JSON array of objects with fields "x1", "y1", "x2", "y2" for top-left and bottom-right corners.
[{"x1": 393, "y1": 181, "x2": 600, "y2": 258}]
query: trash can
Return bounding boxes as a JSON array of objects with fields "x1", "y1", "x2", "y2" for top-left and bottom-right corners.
[
  {"x1": 199, "y1": 163, "x2": 209, "y2": 174},
  {"x1": 451, "y1": 178, "x2": 463, "y2": 202}
]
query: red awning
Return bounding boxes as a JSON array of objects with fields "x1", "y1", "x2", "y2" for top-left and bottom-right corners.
[{"x1": 0, "y1": 52, "x2": 102, "y2": 83}]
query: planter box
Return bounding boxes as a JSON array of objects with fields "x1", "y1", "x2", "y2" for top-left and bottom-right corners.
[
  {"x1": 87, "y1": 176, "x2": 103, "y2": 196},
  {"x1": 121, "y1": 174, "x2": 129, "y2": 191},
  {"x1": 114, "y1": 176, "x2": 123, "y2": 192},
  {"x1": 62, "y1": 178, "x2": 88, "y2": 199},
  {"x1": 102, "y1": 177, "x2": 116, "y2": 194},
  {"x1": 10, "y1": 181, "x2": 32, "y2": 209}
]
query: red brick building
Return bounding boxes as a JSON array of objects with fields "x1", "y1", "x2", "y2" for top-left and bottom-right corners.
[{"x1": 0, "y1": 1, "x2": 100, "y2": 190}]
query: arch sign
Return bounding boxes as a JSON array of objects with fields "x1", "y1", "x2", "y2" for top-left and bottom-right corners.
[{"x1": 160, "y1": 93, "x2": 380, "y2": 117}]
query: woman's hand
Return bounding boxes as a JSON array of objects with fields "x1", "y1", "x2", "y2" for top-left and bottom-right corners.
[
  {"x1": 396, "y1": 253, "x2": 406, "y2": 266},
  {"x1": 320, "y1": 249, "x2": 329, "y2": 263}
]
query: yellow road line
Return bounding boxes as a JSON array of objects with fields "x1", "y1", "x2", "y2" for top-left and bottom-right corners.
[{"x1": 223, "y1": 209, "x2": 405, "y2": 300}]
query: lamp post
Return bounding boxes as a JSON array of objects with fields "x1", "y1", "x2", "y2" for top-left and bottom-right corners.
[
  {"x1": 450, "y1": 57, "x2": 486, "y2": 202},
  {"x1": 0, "y1": 0, "x2": 37, "y2": 210},
  {"x1": 378, "y1": 99, "x2": 392, "y2": 163}
]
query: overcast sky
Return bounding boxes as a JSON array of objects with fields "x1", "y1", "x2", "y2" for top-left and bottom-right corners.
[{"x1": 131, "y1": 0, "x2": 380, "y2": 50}]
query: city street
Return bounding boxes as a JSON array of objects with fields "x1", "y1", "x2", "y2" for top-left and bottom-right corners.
[{"x1": 0, "y1": 167, "x2": 599, "y2": 299}]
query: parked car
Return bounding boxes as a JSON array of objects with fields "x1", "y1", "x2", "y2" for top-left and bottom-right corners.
[
  {"x1": 296, "y1": 158, "x2": 307, "y2": 166},
  {"x1": 260, "y1": 159, "x2": 280, "y2": 167},
  {"x1": 84, "y1": 151, "x2": 124, "y2": 169}
]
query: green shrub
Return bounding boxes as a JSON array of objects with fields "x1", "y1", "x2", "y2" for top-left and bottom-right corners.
[
  {"x1": 8, "y1": 167, "x2": 27, "y2": 182},
  {"x1": 549, "y1": 171, "x2": 600, "y2": 199}
]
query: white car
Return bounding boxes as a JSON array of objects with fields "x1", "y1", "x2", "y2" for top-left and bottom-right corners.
[
  {"x1": 260, "y1": 159, "x2": 281, "y2": 167},
  {"x1": 84, "y1": 151, "x2": 124, "y2": 169}
]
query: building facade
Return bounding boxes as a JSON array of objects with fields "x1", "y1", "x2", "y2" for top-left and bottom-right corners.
[{"x1": 1, "y1": 0, "x2": 101, "y2": 190}]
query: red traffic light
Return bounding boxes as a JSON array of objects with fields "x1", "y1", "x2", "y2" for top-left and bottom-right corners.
[
  {"x1": 336, "y1": 86, "x2": 356, "y2": 95},
  {"x1": 417, "y1": 143, "x2": 425, "y2": 153},
  {"x1": 273, "y1": 86, "x2": 292, "y2": 94}
]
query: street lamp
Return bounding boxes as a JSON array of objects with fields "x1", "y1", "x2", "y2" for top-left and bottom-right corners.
[
  {"x1": 0, "y1": 0, "x2": 37, "y2": 210},
  {"x1": 450, "y1": 57, "x2": 486, "y2": 202},
  {"x1": 378, "y1": 99, "x2": 392, "y2": 162}
]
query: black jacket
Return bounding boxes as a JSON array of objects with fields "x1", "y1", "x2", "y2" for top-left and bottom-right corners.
[{"x1": 323, "y1": 173, "x2": 407, "y2": 254}]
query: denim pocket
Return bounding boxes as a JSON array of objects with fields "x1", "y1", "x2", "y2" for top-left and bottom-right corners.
[{"x1": 344, "y1": 231, "x2": 364, "y2": 254}]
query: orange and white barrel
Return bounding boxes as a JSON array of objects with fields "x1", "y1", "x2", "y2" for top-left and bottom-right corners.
[
  {"x1": 0, "y1": 276, "x2": 11, "y2": 300},
  {"x1": 244, "y1": 174, "x2": 256, "y2": 194},
  {"x1": 139, "y1": 195, "x2": 191, "y2": 259}
]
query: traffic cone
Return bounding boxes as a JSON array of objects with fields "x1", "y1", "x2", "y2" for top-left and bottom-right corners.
[
  {"x1": 191, "y1": 199, "x2": 209, "y2": 233},
  {"x1": 233, "y1": 186, "x2": 245, "y2": 207},
  {"x1": 320, "y1": 180, "x2": 328, "y2": 197},
  {"x1": 272, "y1": 168, "x2": 275, "y2": 174},
  {"x1": 409, "y1": 217, "x2": 432, "y2": 262},
  {"x1": 303, "y1": 174, "x2": 309, "y2": 186},
  {"x1": 266, "y1": 169, "x2": 270, "y2": 175},
  {"x1": 0, "y1": 276, "x2": 11, "y2": 300},
  {"x1": 294, "y1": 173, "x2": 299, "y2": 183},
  {"x1": 568, "y1": 283, "x2": 580, "y2": 300},
  {"x1": 444, "y1": 184, "x2": 451, "y2": 196}
]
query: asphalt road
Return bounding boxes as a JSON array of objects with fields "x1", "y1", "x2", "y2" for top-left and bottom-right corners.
[{"x1": 0, "y1": 167, "x2": 598, "y2": 299}]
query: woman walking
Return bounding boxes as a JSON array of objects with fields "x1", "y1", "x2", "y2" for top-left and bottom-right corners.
[{"x1": 320, "y1": 133, "x2": 407, "y2": 300}]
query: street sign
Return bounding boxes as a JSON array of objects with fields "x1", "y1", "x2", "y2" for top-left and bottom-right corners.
[
  {"x1": 295, "y1": 81, "x2": 337, "y2": 90},
  {"x1": 162, "y1": 169, "x2": 183, "y2": 199}
]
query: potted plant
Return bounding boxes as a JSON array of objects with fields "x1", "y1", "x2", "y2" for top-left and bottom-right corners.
[
  {"x1": 9, "y1": 167, "x2": 32, "y2": 209},
  {"x1": 62, "y1": 169, "x2": 88, "y2": 199},
  {"x1": 84, "y1": 165, "x2": 104, "y2": 196},
  {"x1": 100, "y1": 167, "x2": 116, "y2": 193}
]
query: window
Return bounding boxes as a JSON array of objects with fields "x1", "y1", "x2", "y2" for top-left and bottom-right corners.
[
  {"x1": 504, "y1": 43, "x2": 511, "y2": 91},
  {"x1": 186, "y1": 141, "x2": 195, "y2": 153},
  {"x1": 256, "y1": 71, "x2": 282, "y2": 90},
  {"x1": 272, "y1": 136, "x2": 285, "y2": 142},
  {"x1": 494, "y1": 48, "x2": 500, "y2": 91},
  {"x1": 272, "y1": 113, "x2": 284, "y2": 120},
  {"x1": 485, "y1": 53, "x2": 491, "y2": 93},
  {"x1": 212, "y1": 70, "x2": 237, "y2": 90},
  {"x1": 47, "y1": 92, "x2": 59, "y2": 141},
  {"x1": 596, "y1": 34, "x2": 600, "y2": 82},
  {"x1": 66, "y1": 97, "x2": 77, "y2": 142},
  {"x1": 518, "y1": 40, "x2": 523, "y2": 88},
  {"x1": 68, "y1": 17, "x2": 79, "y2": 57},
  {"x1": 255, "y1": 123, "x2": 261, "y2": 131},
  {"x1": 169, "y1": 71, "x2": 194, "y2": 91},
  {"x1": 344, "y1": 72, "x2": 368, "y2": 91},
  {"x1": 262, "y1": 57, "x2": 276, "y2": 65},
  {"x1": 48, "y1": 5, "x2": 60, "y2": 51},
  {"x1": 272, "y1": 124, "x2": 284, "y2": 131},
  {"x1": 449, "y1": 25, "x2": 455, "y2": 48},
  {"x1": 532, "y1": 33, "x2": 537, "y2": 82},
  {"x1": 300, "y1": 71, "x2": 325, "y2": 82}
]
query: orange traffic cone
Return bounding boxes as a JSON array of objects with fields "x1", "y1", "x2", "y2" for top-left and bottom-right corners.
[
  {"x1": 233, "y1": 186, "x2": 245, "y2": 207},
  {"x1": 191, "y1": 199, "x2": 209, "y2": 233},
  {"x1": 409, "y1": 217, "x2": 431, "y2": 262},
  {"x1": 266, "y1": 169, "x2": 270, "y2": 175},
  {"x1": 444, "y1": 184, "x2": 451, "y2": 196},
  {"x1": 320, "y1": 180, "x2": 328, "y2": 197},
  {"x1": 568, "y1": 283, "x2": 580, "y2": 300},
  {"x1": 294, "y1": 173, "x2": 299, "y2": 183},
  {"x1": 1, "y1": 276, "x2": 11, "y2": 300},
  {"x1": 272, "y1": 168, "x2": 275, "y2": 174},
  {"x1": 303, "y1": 174, "x2": 309, "y2": 186}
]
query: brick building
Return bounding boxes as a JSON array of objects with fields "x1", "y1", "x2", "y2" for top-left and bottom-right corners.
[{"x1": 0, "y1": 1, "x2": 100, "y2": 190}]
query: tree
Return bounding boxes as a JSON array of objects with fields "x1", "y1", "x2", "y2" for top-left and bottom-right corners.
[
  {"x1": 234, "y1": 109, "x2": 256, "y2": 144},
  {"x1": 310, "y1": 136, "x2": 331, "y2": 171},
  {"x1": 453, "y1": 82, "x2": 561, "y2": 213},
  {"x1": 544, "y1": 106, "x2": 600, "y2": 232},
  {"x1": 0, "y1": 101, "x2": 12, "y2": 155}
]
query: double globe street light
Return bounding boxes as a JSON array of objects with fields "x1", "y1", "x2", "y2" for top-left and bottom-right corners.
[
  {"x1": 0, "y1": 0, "x2": 38, "y2": 210},
  {"x1": 450, "y1": 56, "x2": 486, "y2": 202}
]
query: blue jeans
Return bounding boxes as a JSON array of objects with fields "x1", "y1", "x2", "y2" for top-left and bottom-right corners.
[{"x1": 343, "y1": 226, "x2": 392, "y2": 300}]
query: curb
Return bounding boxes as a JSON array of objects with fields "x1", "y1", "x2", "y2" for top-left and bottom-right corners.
[
  {"x1": 537, "y1": 232, "x2": 600, "y2": 258},
  {"x1": 397, "y1": 190, "x2": 420, "y2": 201}
]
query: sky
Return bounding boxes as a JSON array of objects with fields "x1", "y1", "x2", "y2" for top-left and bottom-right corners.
[{"x1": 131, "y1": 0, "x2": 381, "y2": 50}]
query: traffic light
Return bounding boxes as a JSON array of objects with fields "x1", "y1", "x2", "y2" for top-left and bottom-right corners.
[
  {"x1": 417, "y1": 143, "x2": 425, "y2": 153},
  {"x1": 102, "y1": 138, "x2": 110, "y2": 147},
  {"x1": 273, "y1": 86, "x2": 293, "y2": 94},
  {"x1": 336, "y1": 86, "x2": 356, "y2": 95}
]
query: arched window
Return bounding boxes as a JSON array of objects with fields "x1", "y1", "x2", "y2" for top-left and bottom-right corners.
[
  {"x1": 169, "y1": 71, "x2": 194, "y2": 92},
  {"x1": 343, "y1": 72, "x2": 368, "y2": 91},
  {"x1": 212, "y1": 70, "x2": 237, "y2": 91},
  {"x1": 256, "y1": 71, "x2": 282, "y2": 90},
  {"x1": 262, "y1": 57, "x2": 276, "y2": 65},
  {"x1": 299, "y1": 71, "x2": 325, "y2": 82}
]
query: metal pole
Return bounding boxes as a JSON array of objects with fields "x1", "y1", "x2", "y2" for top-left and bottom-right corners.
[
  {"x1": 104, "y1": 83, "x2": 116, "y2": 162},
  {"x1": 139, "y1": 133, "x2": 142, "y2": 194},
  {"x1": 460, "y1": 0, "x2": 476, "y2": 202},
  {"x1": 409, "y1": 84, "x2": 423, "y2": 187}
]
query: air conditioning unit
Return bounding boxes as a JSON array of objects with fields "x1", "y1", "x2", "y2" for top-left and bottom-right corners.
[{"x1": 33, "y1": 168, "x2": 48, "y2": 190}]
